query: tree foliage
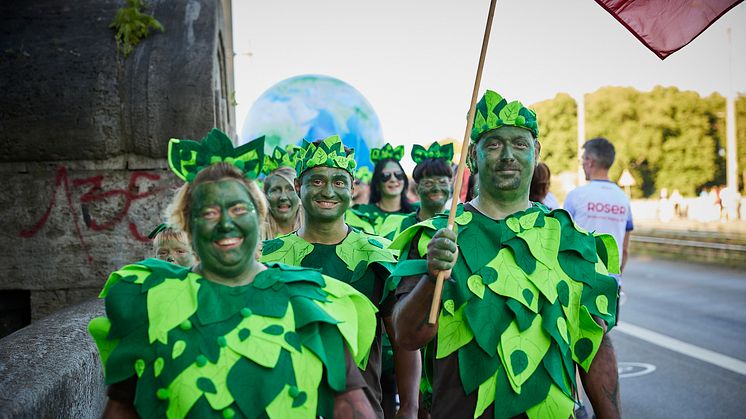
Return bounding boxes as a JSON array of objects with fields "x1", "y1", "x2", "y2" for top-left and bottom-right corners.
[
  {"x1": 532, "y1": 93, "x2": 578, "y2": 174},
  {"x1": 530, "y1": 86, "x2": 741, "y2": 197}
]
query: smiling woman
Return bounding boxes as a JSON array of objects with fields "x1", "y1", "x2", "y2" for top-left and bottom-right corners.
[
  {"x1": 262, "y1": 166, "x2": 303, "y2": 240},
  {"x1": 88, "y1": 129, "x2": 379, "y2": 419}
]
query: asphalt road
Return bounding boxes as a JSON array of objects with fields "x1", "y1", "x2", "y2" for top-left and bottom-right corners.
[{"x1": 587, "y1": 255, "x2": 746, "y2": 418}]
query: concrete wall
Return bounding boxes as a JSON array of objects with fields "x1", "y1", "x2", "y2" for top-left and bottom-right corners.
[
  {"x1": 0, "y1": 0, "x2": 236, "y2": 321},
  {"x1": 0, "y1": 299, "x2": 106, "y2": 418}
]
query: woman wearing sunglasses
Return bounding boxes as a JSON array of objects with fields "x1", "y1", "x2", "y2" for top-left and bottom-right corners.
[{"x1": 346, "y1": 143, "x2": 415, "y2": 240}]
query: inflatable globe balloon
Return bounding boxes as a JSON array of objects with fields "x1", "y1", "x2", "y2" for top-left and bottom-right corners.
[{"x1": 240, "y1": 74, "x2": 384, "y2": 170}]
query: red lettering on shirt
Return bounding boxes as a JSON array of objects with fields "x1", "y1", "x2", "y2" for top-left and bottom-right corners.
[{"x1": 587, "y1": 202, "x2": 626, "y2": 215}]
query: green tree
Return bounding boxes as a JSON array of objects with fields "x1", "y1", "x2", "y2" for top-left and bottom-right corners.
[
  {"x1": 737, "y1": 94, "x2": 746, "y2": 192},
  {"x1": 653, "y1": 89, "x2": 722, "y2": 196},
  {"x1": 531, "y1": 93, "x2": 578, "y2": 175},
  {"x1": 586, "y1": 87, "x2": 660, "y2": 197}
]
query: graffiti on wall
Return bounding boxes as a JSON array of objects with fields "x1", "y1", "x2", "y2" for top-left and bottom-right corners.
[{"x1": 19, "y1": 166, "x2": 169, "y2": 264}]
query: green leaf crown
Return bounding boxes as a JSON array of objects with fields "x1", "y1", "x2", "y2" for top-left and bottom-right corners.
[
  {"x1": 296, "y1": 135, "x2": 357, "y2": 176},
  {"x1": 262, "y1": 144, "x2": 303, "y2": 175},
  {"x1": 471, "y1": 90, "x2": 539, "y2": 141},
  {"x1": 354, "y1": 166, "x2": 373, "y2": 184},
  {"x1": 370, "y1": 143, "x2": 405, "y2": 164},
  {"x1": 147, "y1": 223, "x2": 168, "y2": 239},
  {"x1": 168, "y1": 128, "x2": 265, "y2": 182},
  {"x1": 411, "y1": 141, "x2": 454, "y2": 164}
]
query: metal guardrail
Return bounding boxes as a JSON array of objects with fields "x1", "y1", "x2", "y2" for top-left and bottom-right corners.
[{"x1": 632, "y1": 235, "x2": 746, "y2": 252}]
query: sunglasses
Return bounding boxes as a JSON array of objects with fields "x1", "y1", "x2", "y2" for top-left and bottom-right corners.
[{"x1": 381, "y1": 172, "x2": 405, "y2": 182}]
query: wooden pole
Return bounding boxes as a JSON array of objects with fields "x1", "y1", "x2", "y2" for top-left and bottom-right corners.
[{"x1": 428, "y1": 0, "x2": 498, "y2": 324}]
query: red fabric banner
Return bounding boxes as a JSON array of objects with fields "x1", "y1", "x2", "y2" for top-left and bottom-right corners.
[{"x1": 595, "y1": 0, "x2": 744, "y2": 59}]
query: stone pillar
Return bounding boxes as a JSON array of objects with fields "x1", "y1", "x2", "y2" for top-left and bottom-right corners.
[{"x1": 0, "y1": 0, "x2": 236, "y2": 321}]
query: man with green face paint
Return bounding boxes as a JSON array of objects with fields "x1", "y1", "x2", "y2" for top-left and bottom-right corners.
[
  {"x1": 395, "y1": 142, "x2": 455, "y2": 239},
  {"x1": 389, "y1": 91, "x2": 622, "y2": 419},
  {"x1": 89, "y1": 129, "x2": 379, "y2": 419},
  {"x1": 261, "y1": 135, "x2": 423, "y2": 419}
]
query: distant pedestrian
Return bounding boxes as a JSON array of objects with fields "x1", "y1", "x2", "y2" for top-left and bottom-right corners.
[{"x1": 565, "y1": 138, "x2": 633, "y2": 276}]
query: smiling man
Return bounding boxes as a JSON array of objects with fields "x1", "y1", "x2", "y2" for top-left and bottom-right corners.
[
  {"x1": 389, "y1": 91, "x2": 622, "y2": 419},
  {"x1": 260, "y1": 135, "x2": 422, "y2": 419}
]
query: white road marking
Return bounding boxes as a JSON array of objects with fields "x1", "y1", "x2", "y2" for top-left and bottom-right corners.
[
  {"x1": 617, "y1": 362, "x2": 656, "y2": 378},
  {"x1": 615, "y1": 321, "x2": 746, "y2": 376}
]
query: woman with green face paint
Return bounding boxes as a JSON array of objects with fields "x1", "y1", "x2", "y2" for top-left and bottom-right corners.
[
  {"x1": 89, "y1": 129, "x2": 378, "y2": 419},
  {"x1": 262, "y1": 166, "x2": 303, "y2": 240}
]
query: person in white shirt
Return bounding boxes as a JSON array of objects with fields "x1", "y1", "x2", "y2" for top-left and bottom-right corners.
[{"x1": 564, "y1": 137, "x2": 633, "y2": 276}]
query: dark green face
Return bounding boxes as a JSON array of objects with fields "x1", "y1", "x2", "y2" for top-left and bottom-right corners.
[
  {"x1": 299, "y1": 167, "x2": 353, "y2": 222},
  {"x1": 473, "y1": 126, "x2": 538, "y2": 197},
  {"x1": 265, "y1": 174, "x2": 300, "y2": 224},
  {"x1": 190, "y1": 179, "x2": 259, "y2": 280},
  {"x1": 416, "y1": 175, "x2": 452, "y2": 213}
]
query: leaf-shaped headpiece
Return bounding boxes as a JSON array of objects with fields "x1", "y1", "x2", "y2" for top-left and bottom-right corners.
[
  {"x1": 370, "y1": 143, "x2": 405, "y2": 164},
  {"x1": 168, "y1": 129, "x2": 265, "y2": 182},
  {"x1": 296, "y1": 135, "x2": 357, "y2": 176},
  {"x1": 354, "y1": 166, "x2": 373, "y2": 184},
  {"x1": 262, "y1": 144, "x2": 302, "y2": 175},
  {"x1": 471, "y1": 90, "x2": 539, "y2": 141},
  {"x1": 411, "y1": 142, "x2": 454, "y2": 165},
  {"x1": 147, "y1": 223, "x2": 169, "y2": 239}
]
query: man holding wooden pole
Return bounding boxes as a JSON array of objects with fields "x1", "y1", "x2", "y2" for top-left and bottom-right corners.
[{"x1": 389, "y1": 90, "x2": 622, "y2": 419}]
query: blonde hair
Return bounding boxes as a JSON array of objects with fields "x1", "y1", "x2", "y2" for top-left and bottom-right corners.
[
  {"x1": 152, "y1": 227, "x2": 190, "y2": 250},
  {"x1": 168, "y1": 162, "x2": 268, "y2": 240},
  {"x1": 262, "y1": 166, "x2": 303, "y2": 240}
]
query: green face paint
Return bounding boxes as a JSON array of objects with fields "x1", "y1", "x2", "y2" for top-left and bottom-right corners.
[
  {"x1": 265, "y1": 174, "x2": 300, "y2": 224},
  {"x1": 155, "y1": 238, "x2": 196, "y2": 267},
  {"x1": 190, "y1": 179, "x2": 260, "y2": 282},
  {"x1": 416, "y1": 175, "x2": 452, "y2": 214},
  {"x1": 474, "y1": 126, "x2": 537, "y2": 198},
  {"x1": 300, "y1": 167, "x2": 352, "y2": 223},
  {"x1": 380, "y1": 160, "x2": 405, "y2": 199}
]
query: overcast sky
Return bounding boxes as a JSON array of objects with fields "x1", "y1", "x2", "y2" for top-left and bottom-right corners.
[{"x1": 232, "y1": 0, "x2": 746, "y2": 148}]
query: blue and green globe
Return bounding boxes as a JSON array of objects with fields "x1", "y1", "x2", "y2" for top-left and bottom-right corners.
[{"x1": 240, "y1": 74, "x2": 384, "y2": 170}]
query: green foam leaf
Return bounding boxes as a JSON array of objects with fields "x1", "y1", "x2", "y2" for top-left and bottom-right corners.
[{"x1": 436, "y1": 303, "x2": 474, "y2": 359}]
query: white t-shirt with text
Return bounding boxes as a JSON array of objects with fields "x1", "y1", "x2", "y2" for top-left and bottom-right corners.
[{"x1": 563, "y1": 180, "x2": 633, "y2": 265}]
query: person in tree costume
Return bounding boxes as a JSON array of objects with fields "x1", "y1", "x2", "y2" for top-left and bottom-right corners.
[
  {"x1": 260, "y1": 135, "x2": 422, "y2": 419},
  {"x1": 353, "y1": 166, "x2": 373, "y2": 206},
  {"x1": 88, "y1": 129, "x2": 378, "y2": 419},
  {"x1": 149, "y1": 223, "x2": 197, "y2": 268},
  {"x1": 346, "y1": 143, "x2": 416, "y2": 240},
  {"x1": 261, "y1": 144, "x2": 304, "y2": 240},
  {"x1": 390, "y1": 91, "x2": 621, "y2": 419},
  {"x1": 396, "y1": 142, "x2": 456, "y2": 237}
]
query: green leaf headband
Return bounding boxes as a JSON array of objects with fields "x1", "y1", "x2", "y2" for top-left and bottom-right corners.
[
  {"x1": 147, "y1": 223, "x2": 169, "y2": 239},
  {"x1": 168, "y1": 128, "x2": 265, "y2": 182},
  {"x1": 411, "y1": 142, "x2": 454, "y2": 164},
  {"x1": 262, "y1": 144, "x2": 302, "y2": 175},
  {"x1": 370, "y1": 143, "x2": 405, "y2": 164},
  {"x1": 471, "y1": 90, "x2": 539, "y2": 141},
  {"x1": 296, "y1": 135, "x2": 357, "y2": 176},
  {"x1": 354, "y1": 166, "x2": 373, "y2": 184}
]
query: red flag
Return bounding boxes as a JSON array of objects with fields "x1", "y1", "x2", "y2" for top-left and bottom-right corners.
[{"x1": 595, "y1": 0, "x2": 744, "y2": 59}]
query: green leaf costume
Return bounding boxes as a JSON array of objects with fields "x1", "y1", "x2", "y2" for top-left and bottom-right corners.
[
  {"x1": 345, "y1": 204, "x2": 415, "y2": 241},
  {"x1": 388, "y1": 204, "x2": 620, "y2": 419},
  {"x1": 260, "y1": 229, "x2": 397, "y2": 418},
  {"x1": 88, "y1": 259, "x2": 376, "y2": 419}
]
